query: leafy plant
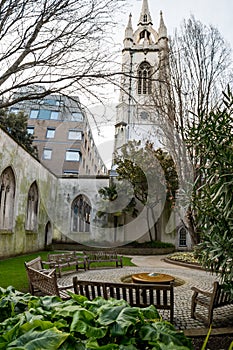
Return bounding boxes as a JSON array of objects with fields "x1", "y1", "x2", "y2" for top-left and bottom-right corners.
[
  {"x1": 0, "y1": 286, "x2": 193, "y2": 350},
  {"x1": 193, "y1": 88, "x2": 233, "y2": 295},
  {"x1": 168, "y1": 252, "x2": 199, "y2": 265},
  {"x1": 126, "y1": 240, "x2": 175, "y2": 249},
  {"x1": 0, "y1": 108, "x2": 38, "y2": 158},
  {"x1": 115, "y1": 141, "x2": 179, "y2": 242}
]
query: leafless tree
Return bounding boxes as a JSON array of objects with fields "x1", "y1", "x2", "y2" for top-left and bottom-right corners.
[
  {"x1": 148, "y1": 16, "x2": 233, "y2": 245},
  {"x1": 170, "y1": 15, "x2": 232, "y2": 138},
  {"x1": 0, "y1": 0, "x2": 125, "y2": 109},
  {"x1": 170, "y1": 17, "x2": 233, "y2": 244}
]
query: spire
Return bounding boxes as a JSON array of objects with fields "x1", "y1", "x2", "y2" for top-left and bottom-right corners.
[
  {"x1": 124, "y1": 13, "x2": 133, "y2": 48},
  {"x1": 138, "y1": 0, "x2": 153, "y2": 26},
  {"x1": 124, "y1": 13, "x2": 133, "y2": 39},
  {"x1": 158, "y1": 11, "x2": 167, "y2": 39}
]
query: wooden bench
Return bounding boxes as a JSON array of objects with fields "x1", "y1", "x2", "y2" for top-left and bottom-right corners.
[
  {"x1": 24, "y1": 256, "x2": 45, "y2": 271},
  {"x1": 24, "y1": 256, "x2": 54, "y2": 294},
  {"x1": 25, "y1": 266, "x2": 73, "y2": 300},
  {"x1": 73, "y1": 277, "x2": 174, "y2": 323},
  {"x1": 191, "y1": 281, "x2": 233, "y2": 326},
  {"x1": 45, "y1": 251, "x2": 86, "y2": 277},
  {"x1": 83, "y1": 250, "x2": 123, "y2": 270}
]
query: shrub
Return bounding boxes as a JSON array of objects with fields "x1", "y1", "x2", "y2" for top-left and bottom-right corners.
[{"x1": 0, "y1": 286, "x2": 193, "y2": 349}]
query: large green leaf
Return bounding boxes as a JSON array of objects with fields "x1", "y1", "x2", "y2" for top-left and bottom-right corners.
[
  {"x1": 20, "y1": 319, "x2": 54, "y2": 333},
  {"x1": 138, "y1": 305, "x2": 160, "y2": 320},
  {"x1": 85, "y1": 339, "x2": 119, "y2": 349},
  {"x1": 83, "y1": 297, "x2": 111, "y2": 314},
  {"x1": 70, "y1": 293, "x2": 88, "y2": 305},
  {"x1": 0, "y1": 288, "x2": 193, "y2": 350},
  {"x1": 7, "y1": 328, "x2": 69, "y2": 350},
  {"x1": 100, "y1": 306, "x2": 139, "y2": 336},
  {"x1": 139, "y1": 324, "x2": 158, "y2": 341},
  {"x1": 157, "y1": 342, "x2": 193, "y2": 350},
  {"x1": 71, "y1": 319, "x2": 106, "y2": 339},
  {"x1": 149, "y1": 322, "x2": 193, "y2": 348},
  {"x1": 70, "y1": 308, "x2": 95, "y2": 323},
  {"x1": 70, "y1": 308, "x2": 107, "y2": 339},
  {"x1": 53, "y1": 305, "x2": 83, "y2": 318},
  {"x1": 119, "y1": 345, "x2": 138, "y2": 350}
]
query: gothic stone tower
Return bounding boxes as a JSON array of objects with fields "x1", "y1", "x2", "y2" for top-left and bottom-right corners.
[{"x1": 114, "y1": 0, "x2": 170, "y2": 154}]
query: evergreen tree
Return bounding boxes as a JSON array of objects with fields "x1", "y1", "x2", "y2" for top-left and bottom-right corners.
[
  {"x1": 194, "y1": 88, "x2": 233, "y2": 293},
  {"x1": 0, "y1": 109, "x2": 38, "y2": 158}
]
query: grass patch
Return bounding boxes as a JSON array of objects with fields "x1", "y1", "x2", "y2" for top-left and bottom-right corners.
[{"x1": 0, "y1": 251, "x2": 135, "y2": 293}]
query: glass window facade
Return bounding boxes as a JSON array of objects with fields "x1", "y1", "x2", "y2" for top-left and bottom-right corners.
[
  {"x1": 71, "y1": 112, "x2": 83, "y2": 121},
  {"x1": 68, "y1": 130, "x2": 82, "y2": 140},
  {"x1": 43, "y1": 149, "x2": 52, "y2": 160},
  {"x1": 65, "y1": 150, "x2": 80, "y2": 161},
  {"x1": 27, "y1": 127, "x2": 34, "y2": 135},
  {"x1": 30, "y1": 110, "x2": 39, "y2": 119},
  {"x1": 50, "y1": 111, "x2": 59, "y2": 119},
  {"x1": 46, "y1": 128, "x2": 55, "y2": 138},
  {"x1": 41, "y1": 98, "x2": 61, "y2": 106},
  {"x1": 29, "y1": 109, "x2": 59, "y2": 120}
]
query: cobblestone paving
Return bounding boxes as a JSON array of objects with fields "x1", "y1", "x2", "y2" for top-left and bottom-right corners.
[{"x1": 59, "y1": 258, "x2": 233, "y2": 330}]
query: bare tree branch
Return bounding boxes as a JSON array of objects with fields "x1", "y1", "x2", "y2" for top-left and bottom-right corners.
[{"x1": 0, "y1": 0, "x2": 125, "y2": 107}]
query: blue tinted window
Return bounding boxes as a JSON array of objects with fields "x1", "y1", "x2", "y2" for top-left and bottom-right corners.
[
  {"x1": 38, "y1": 109, "x2": 50, "y2": 119},
  {"x1": 30, "y1": 110, "x2": 39, "y2": 119},
  {"x1": 41, "y1": 99, "x2": 60, "y2": 106}
]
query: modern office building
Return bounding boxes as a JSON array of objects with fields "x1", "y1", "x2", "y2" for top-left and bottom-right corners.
[{"x1": 10, "y1": 89, "x2": 107, "y2": 176}]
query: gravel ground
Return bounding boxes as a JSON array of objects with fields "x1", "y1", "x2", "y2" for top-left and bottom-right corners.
[
  {"x1": 191, "y1": 335, "x2": 233, "y2": 350},
  {"x1": 59, "y1": 264, "x2": 233, "y2": 330}
]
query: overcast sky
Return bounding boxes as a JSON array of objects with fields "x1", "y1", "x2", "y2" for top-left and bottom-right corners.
[
  {"x1": 91, "y1": 0, "x2": 233, "y2": 166},
  {"x1": 122, "y1": 0, "x2": 233, "y2": 50}
]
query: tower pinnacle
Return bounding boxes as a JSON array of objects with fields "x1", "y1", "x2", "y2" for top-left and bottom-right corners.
[
  {"x1": 124, "y1": 13, "x2": 133, "y2": 49},
  {"x1": 138, "y1": 0, "x2": 153, "y2": 26},
  {"x1": 158, "y1": 11, "x2": 167, "y2": 39},
  {"x1": 125, "y1": 13, "x2": 133, "y2": 39}
]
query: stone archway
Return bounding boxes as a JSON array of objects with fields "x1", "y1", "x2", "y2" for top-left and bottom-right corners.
[
  {"x1": 44, "y1": 221, "x2": 52, "y2": 248},
  {"x1": 25, "y1": 181, "x2": 39, "y2": 231},
  {"x1": 71, "y1": 194, "x2": 91, "y2": 233},
  {"x1": 0, "y1": 166, "x2": 15, "y2": 230}
]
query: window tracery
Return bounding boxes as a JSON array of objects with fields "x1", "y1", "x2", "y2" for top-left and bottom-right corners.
[
  {"x1": 0, "y1": 167, "x2": 15, "y2": 230},
  {"x1": 138, "y1": 61, "x2": 152, "y2": 95},
  {"x1": 72, "y1": 194, "x2": 91, "y2": 232},
  {"x1": 26, "y1": 181, "x2": 39, "y2": 231}
]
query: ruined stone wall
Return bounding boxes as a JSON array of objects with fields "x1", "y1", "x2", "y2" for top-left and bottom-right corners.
[
  {"x1": 0, "y1": 129, "x2": 109, "y2": 257},
  {"x1": 0, "y1": 128, "x2": 57, "y2": 258}
]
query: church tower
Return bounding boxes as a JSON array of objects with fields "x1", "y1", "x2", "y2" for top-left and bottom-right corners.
[{"x1": 113, "y1": 0, "x2": 170, "y2": 154}]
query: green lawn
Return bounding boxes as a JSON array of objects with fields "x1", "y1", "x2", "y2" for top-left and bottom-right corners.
[{"x1": 0, "y1": 251, "x2": 135, "y2": 293}]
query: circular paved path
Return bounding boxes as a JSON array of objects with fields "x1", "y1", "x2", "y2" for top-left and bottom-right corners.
[{"x1": 59, "y1": 255, "x2": 233, "y2": 330}]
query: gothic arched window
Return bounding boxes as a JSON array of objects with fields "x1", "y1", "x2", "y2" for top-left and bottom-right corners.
[
  {"x1": 143, "y1": 14, "x2": 147, "y2": 22},
  {"x1": 0, "y1": 167, "x2": 15, "y2": 230},
  {"x1": 26, "y1": 181, "x2": 39, "y2": 231},
  {"x1": 178, "y1": 227, "x2": 187, "y2": 247},
  {"x1": 138, "y1": 61, "x2": 152, "y2": 95},
  {"x1": 71, "y1": 194, "x2": 91, "y2": 232}
]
